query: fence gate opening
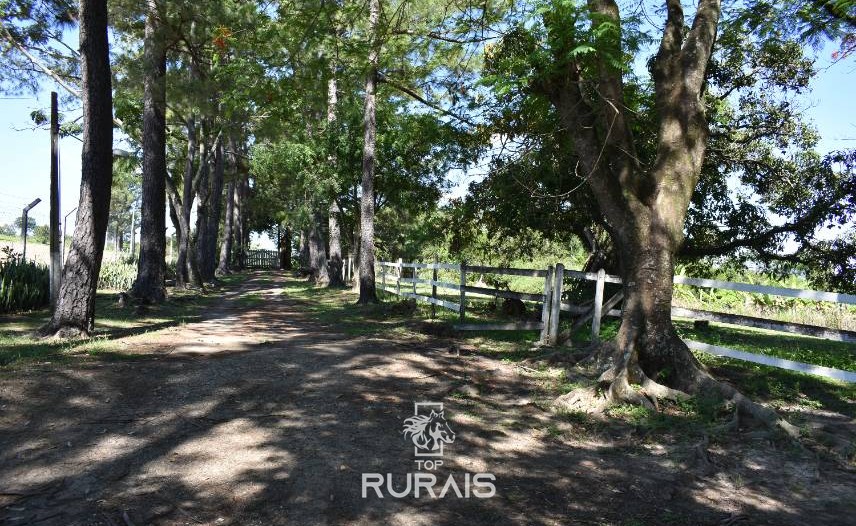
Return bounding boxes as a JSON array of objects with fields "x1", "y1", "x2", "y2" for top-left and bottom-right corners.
[{"x1": 245, "y1": 249, "x2": 279, "y2": 269}]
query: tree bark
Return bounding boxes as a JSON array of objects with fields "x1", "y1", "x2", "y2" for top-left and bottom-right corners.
[
  {"x1": 280, "y1": 224, "x2": 292, "y2": 270},
  {"x1": 357, "y1": 0, "x2": 380, "y2": 303},
  {"x1": 193, "y1": 146, "x2": 211, "y2": 282},
  {"x1": 547, "y1": 0, "x2": 730, "y2": 410},
  {"x1": 43, "y1": 0, "x2": 112, "y2": 337},
  {"x1": 171, "y1": 117, "x2": 204, "y2": 288},
  {"x1": 308, "y1": 209, "x2": 329, "y2": 284},
  {"x1": 233, "y1": 173, "x2": 246, "y2": 270},
  {"x1": 325, "y1": 62, "x2": 345, "y2": 287},
  {"x1": 298, "y1": 229, "x2": 309, "y2": 268},
  {"x1": 217, "y1": 180, "x2": 235, "y2": 275},
  {"x1": 327, "y1": 202, "x2": 344, "y2": 286},
  {"x1": 131, "y1": 1, "x2": 167, "y2": 303},
  {"x1": 201, "y1": 136, "x2": 224, "y2": 281}
]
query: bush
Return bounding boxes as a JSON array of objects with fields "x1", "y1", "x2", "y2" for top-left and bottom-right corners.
[
  {"x1": 0, "y1": 249, "x2": 49, "y2": 313},
  {"x1": 98, "y1": 259, "x2": 137, "y2": 291},
  {"x1": 32, "y1": 224, "x2": 51, "y2": 244}
]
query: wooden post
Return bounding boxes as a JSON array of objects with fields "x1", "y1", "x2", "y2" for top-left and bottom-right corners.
[
  {"x1": 548, "y1": 263, "x2": 564, "y2": 345},
  {"x1": 412, "y1": 262, "x2": 418, "y2": 295},
  {"x1": 459, "y1": 260, "x2": 467, "y2": 321},
  {"x1": 431, "y1": 254, "x2": 438, "y2": 319},
  {"x1": 396, "y1": 257, "x2": 403, "y2": 296},
  {"x1": 49, "y1": 92, "x2": 61, "y2": 307},
  {"x1": 540, "y1": 265, "x2": 553, "y2": 344},
  {"x1": 381, "y1": 261, "x2": 386, "y2": 293},
  {"x1": 592, "y1": 268, "x2": 606, "y2": 342}
]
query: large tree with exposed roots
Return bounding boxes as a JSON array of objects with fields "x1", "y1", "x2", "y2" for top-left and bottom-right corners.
[{"x1": 514, "y1": 0, "x2": 798, "y2": 434}]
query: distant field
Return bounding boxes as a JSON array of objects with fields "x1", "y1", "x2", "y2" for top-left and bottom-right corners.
[{"x1": 1, "y1": 238, "x2": 128, "y2": 266}]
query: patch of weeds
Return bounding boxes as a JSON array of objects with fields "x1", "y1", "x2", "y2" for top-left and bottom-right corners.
[
  {"x1": 606, "y1": 404, "x2": 651, "y2": 426},
  {"x1": 556, "y1": 381, "x2": 584, "y2": 394},
  {"x1": 544, "y1": 423, "x2": 562, "y2": 438}
]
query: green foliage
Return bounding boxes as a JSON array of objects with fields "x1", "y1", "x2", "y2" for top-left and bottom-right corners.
[
  {"x1": 12, "y1": 216, "x2": 36, "y2": 235},
  {"x1": 0, "y1": 249, "x2": 49, "y2": 313},
  {"x1": 97, "y1": 259, "x2": 137, "y2": 291},
  {"x1": 32, "y1": 224, "x2": 50, "y2": 244}
]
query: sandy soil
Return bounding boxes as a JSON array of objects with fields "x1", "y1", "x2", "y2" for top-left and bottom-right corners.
[{"x1": 1, "y1": 272, "x2": 854, "y2": 525}]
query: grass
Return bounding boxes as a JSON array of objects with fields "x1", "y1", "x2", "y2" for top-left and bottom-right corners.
[
  {"x1": 370, "y1": 281, "x2": 856, "y2": 419},
  {"x1": 273, "y1": 276, "x2": 856, "y2": 427},
  {"x1": 0, "y1": 274, "x2": 249, "y2": 369}
]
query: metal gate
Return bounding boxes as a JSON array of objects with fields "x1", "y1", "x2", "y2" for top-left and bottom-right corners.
[{"x1": 245, "y1": 249, "x2": 279, "y2": 269}]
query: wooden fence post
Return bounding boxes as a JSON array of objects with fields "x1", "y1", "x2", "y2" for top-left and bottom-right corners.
[
  {"x1": 592, "y1": 268, "x2": 605, "y2": 342},
  {"x1": 431, "y1": 254, "x2": 438, "y2": 319},
  {"x1": 548, "y1": 263, "x2": 564, "y2": 345},
  {"x1": 381, "y1": 262, "x2": 386, "y2": 293},
  {"x1": 459, "y1": 260, "x2": 467, "y2": 321},
  {"x1": 540, "y1": 265, "x2": 554, "y2": 344},
  {"x1": 397, "y1": 257, "x2": 403, "y2": 297},
  {"x1": 413, "y1": 262, "x2": 418, "y2": 295}
]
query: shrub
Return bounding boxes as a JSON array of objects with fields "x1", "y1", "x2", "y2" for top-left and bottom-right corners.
[
  {"x1": 32, "y1": 224, "x2": 51, "y2": 244},
  {"x1": 98, "y1": 259, "x2": 137, "y2": 291},
  {"x1": 0, "y1": 249, "x2": 49, "y2": 313}
]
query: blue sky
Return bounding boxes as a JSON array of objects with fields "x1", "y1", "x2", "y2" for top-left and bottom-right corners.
[{"x1": 0, "y1": 33, "x2": 853, "y2": 237}]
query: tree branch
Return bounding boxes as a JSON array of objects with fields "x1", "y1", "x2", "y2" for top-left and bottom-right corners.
[{"x1": 378, "y1": 74, "x2": 476, "y2": 126}]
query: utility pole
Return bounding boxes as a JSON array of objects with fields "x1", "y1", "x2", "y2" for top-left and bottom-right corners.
[
  {"x1": 49, "y1": 91, "x2": 61, "y2": 307},
  {"x1": 21, "y1": 198, "x2": 42, "y2": 261}
]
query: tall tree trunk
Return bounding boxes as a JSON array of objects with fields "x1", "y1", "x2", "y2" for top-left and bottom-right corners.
[
  {"x1": 233, "y1": 174, "x2": 245, "y2": 270},
  {"x1": 327, "y1": 202, "x2": 344, "y2": 286},
  {"x1": 298, "y1": 229, "x2": 309, "y2": 268},
  {"x1": 201, "y1": 137, "x2": 224, "y2": 281},
  {"x1": 357, "y1": 0, "x2": 380, "y2": 303},
  {"x1": 217, "y1": 180, "x2": 235, "y2": 275},
  {"x1": 308, "y1": 209, "x2": 329, "y2": 284},
  {"x1": 326, "y1": 67, "x2": 344, "y2": 287},
  {"x1": 193, "y1": 148, "x2": 211, "y2": 283},
  {"x1": 172, "y1": 117, "x2": 203, "y2": 288},
  {"x1": 43, "y1": 0, "x2": 112, "y2": 336},
  {"x1": 280, "y1": 224, "x2": 292, "y2": 270}
]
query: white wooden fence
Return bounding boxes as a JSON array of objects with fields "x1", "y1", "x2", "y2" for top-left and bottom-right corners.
[{"x1": 376, "y1": 259, "x2": 856, "y2": 383}]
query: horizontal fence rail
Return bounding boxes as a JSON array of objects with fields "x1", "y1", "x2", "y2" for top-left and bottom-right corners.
[{"x1": 375, "y1": 259, "x2": 855, "y2": 382}]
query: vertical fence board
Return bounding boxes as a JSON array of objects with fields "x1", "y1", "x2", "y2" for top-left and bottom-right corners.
[
  {"x1": 540, "y1": 265, "x2": 554, "y2": 344},
  {"x1": 459, "y1": 261, "x2": 467, "y2": 321},
  {"x1": 592, "y1": 268, "x2": 606, "y2": 342},
  {"x1": 548, "y1": 264, "x2": 564, "y2": 345},
  {"x1": 431, "y1": 254, "x2": 438, "y2": 319},
  {"x1": 396, "y1": 257, "x2": 403, "y2": 297}
]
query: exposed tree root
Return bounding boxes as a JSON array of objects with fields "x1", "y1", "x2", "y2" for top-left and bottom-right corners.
[
  {"x1": 554, "y1": 361, "x2": 689, "y2": 414},
  {"x1": 553, "y1": 339, "x2": 801, "y2": 441},
  {"x1": 37, "y1": 325, "x2": 90, "y2": 340}
]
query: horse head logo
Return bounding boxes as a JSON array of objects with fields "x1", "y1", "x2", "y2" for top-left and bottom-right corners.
[{"x1": 403, "y1": 404, "x2": 455, "y2": 456}]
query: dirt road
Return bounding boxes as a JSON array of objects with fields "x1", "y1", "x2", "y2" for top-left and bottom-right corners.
[{"x1": 1, "y1": 273, "x2": 853, "y2": 525}]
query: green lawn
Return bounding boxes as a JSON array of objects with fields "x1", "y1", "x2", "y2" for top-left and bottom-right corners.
[
  {"x1": 0, "y1": 273, "x2": 247, "y2": 368},
  {"x1": 374, "y1": 285, "x2": 856, "y2": 415}
]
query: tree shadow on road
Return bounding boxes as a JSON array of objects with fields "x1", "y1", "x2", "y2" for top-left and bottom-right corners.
[{"x1": 1, "y1": 272, "x2": 853, "y2": 525}]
